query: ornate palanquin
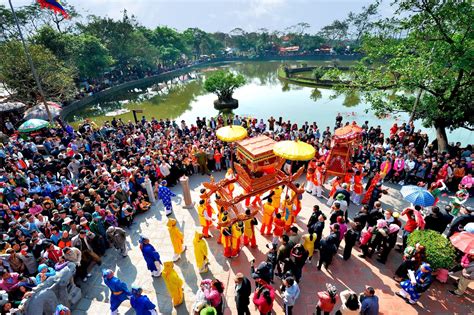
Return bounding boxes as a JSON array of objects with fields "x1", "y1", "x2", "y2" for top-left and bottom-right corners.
[
  {"x1": 201, "y1": 135, "x2": 304, "y2": 227},
  {"x1": 325, "y1": 123, "x2": 363, "y2": 179}
]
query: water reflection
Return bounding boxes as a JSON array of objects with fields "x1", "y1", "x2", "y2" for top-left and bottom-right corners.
[
  {"x1": 65, "y1": 61, "x2": 470, "y2": 144},
  {"x1": 310, "y1": 88, "x2": 322, "y2": 102},
  {"x1": 342, "y1": 91, "x2": 361, "y2": 107}
]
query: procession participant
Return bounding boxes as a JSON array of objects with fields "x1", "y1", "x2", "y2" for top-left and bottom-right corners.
[
  {"x1": 106, "y1": 226, "x2": 128, "y2": 257},
  {"x1": 283, "y1": 196, "x2": 297, "y2": 232},
  {"x1": 225, "y1": 169, "x2": 235, "y2": 197},
  {"x1": 243, "y1": 209, "x2": 258, "y2": 248},
  {"x1": 130, "y1": 284, "x2": 158, "y2": 315},
  {"x1": 272, "y1": 213, "x2": 285, "y2": 246},
  {"x1": 220, "y1": 215, "x2": 232, "y2": 258},
  {"x1": 312, "y1": 164, "x2": 323, "y2": 198},
  {"x1": 198, "y1": 199, "x2": 213, "y2": 238},
  {"x1": 352, "y1": 170, "x2": 364, "y2": 205},
  {"x1": 271, "y1": 186, "x2": 283, "y2": 210},
  {"x1": 260, "y1": 199, "x2": 275, "y2": 236},
  {"x1": 215, "y1": 205, "x2": 225, "y2": 244},
  {"x1": 290, "y1": 183, "x2": 303, "y2": 216},
  {"x1": 157, "y1": 180, "x2": 176, "y2": 216},
  {"x1": 305, "y1": 168, "x2": 315, "y2": 194},
  {"x1": 343, "y1": 168, "x2": 354, "y2": 192},
  {"x1": 102, "y1": 269, "x2": 131, "y2": 315},
  {"x1": 231, "y1": 221, "x2": 244, "y2": 258},
  {"x1": 193, "y1": 230, "x2": 210, "y2": 273},
  {"x1": 162, "y1": 261, "x2": 184, "y2": 307},
  {"x1": 428, "y1": 181, "x2": 446, "y2": 207},
  {"x1": 139, "y1": 235, "x2": 162, "y2": 277},
  {"x1": 379, "y1": 157, "x2": 392, "y2": 180},
  {"x1": 326, "y1": 176, "x2": 342, "y2": 206},
  {"x1": 167, "y1": 219, "x2": 186, "y2": 261}
]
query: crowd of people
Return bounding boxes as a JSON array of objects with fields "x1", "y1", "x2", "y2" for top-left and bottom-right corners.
[{"x1": 0, "y1": 111, "x2": 472, "y2": 314}]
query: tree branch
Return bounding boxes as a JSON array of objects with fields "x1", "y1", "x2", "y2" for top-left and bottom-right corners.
[
  {"x1": 420, "y1": 0, "x2": 454, "y2": 45},
  {"x1": 447, "y1": 69, "x2": 464, "y2": 102}
]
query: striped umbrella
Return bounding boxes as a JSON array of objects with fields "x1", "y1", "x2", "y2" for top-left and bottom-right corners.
[
  {"x1": 18, "y1": 119, "x2": 49, "y2": 133},
  {"x1": 400, "y1": 185, "x2": 435, "y2": 207},
  {"x1": 24, "y1": 103, "x2": 61, "y2": 120}
]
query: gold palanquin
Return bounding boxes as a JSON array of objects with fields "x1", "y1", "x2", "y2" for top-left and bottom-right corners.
[{"x1": 235, "y1": 135, "x2": 284, "y2": 192}]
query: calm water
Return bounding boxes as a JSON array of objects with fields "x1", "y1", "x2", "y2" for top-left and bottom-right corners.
[{"x1": 66, "y1": 60, "x2": 471, "y2": 144}]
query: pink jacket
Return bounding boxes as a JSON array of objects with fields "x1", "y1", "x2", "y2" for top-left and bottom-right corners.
[
  {"x1": 461, "y1": 175, "x2": 473, "y2": 189},
  {"x1": 380, "y1": 160, "x2": 392, "y2": 174},
  {"x1": 201, "y1": 279, "x2": 222, "y2": 307},
  {"x1": 393, "y1": 158, "x2": 405, "y2": 172}
]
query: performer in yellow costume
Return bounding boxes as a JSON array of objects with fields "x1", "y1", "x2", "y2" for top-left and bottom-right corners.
[
  {"x1": 283, "y1": 195, "x2": 297, "y2": 232},
  {"x1": 193, "y1": 230, "x2": 209, "y2": 273},
  {"x1": 243, "y1": 209, "x2": 257, "y2": 247},
  {"x1": 225, "y1": 168, "x2": 235, "y2": 197},
  {"x1": 162, "y1": 261, "x2": 184, "y2": 306},
  {"x1": 197, "y1": 199, "x2": 213, "y2": 238},
  {"x1": 260, "y1": 199, "x2": 275, "y2": 235},
  {"x1": 167, "y1": 218, "x2": 186, "y2": 261},
  {"x1": 231, "y1": 221, "x2": 244, "y2": 258},
  {"x1": 271, "y1": 186, "x2": 283, "y2": 210},
  {"x1": 220, "y1": 213, "x2": 232, "y2": 258},
  {"x1": 290, "y1": 183, "x2": 303, "y2": 216}
]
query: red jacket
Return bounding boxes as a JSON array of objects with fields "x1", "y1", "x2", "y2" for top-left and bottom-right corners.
[
  {"x1": 317, "y1": 291, "x2": 338, "y2": 312},
  {"x1": 253, "y1": 284, "x2": 275, "y2": 314}
]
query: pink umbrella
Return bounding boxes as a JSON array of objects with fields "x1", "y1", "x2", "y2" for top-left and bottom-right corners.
[{"x1": 450, "y1": 232, "x2": 474, "y2": 254}]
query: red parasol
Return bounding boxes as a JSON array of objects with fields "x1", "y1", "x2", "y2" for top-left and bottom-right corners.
[
  {"x1": 333, "y1": 122, "x2": 363, "y2": 142},
  {"x1": 450, "y1": 232, "x2": 474, "y2": 255}
]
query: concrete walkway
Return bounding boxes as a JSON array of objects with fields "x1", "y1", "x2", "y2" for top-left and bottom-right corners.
[{"x1": 72, "y1": 173, "x2": 473, "y2": 315}]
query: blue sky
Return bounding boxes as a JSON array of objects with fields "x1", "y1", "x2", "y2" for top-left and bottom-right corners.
[{"x1": 2, "y1": 0, "x2": 395, "y2": 33}]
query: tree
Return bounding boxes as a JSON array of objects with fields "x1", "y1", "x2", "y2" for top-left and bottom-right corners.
[
  {"x1": 68, "y1": 34, "x2": 114, "y2": 79},
  {"x1": 318, "y1": 20, "x2": 349, "y2": 44},
  {"x1": 346, "y1": 3, "x2": 379, "y2": 41},
  {"x1": 0, "y1": 41, "x2": 76, "y2": 104},
  {"x1": 203, "y1": 70, "x2": 246, "y2": 102},
  {"x1": 339, "y1": 0, "x2": 474, "y2": 151},
  {"x1": 79, "y1": 12, "x2": 158, "y2": 71}
]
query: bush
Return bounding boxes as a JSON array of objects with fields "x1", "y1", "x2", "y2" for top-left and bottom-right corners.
[
  {"x1": 312, "y1": 67, "x2": 326, "y2": 81},
  {"x1": 407, "y1": 230, "x2": 456, "y2": 270}
]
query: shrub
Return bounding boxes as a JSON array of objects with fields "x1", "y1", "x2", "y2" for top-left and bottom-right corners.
[
  {"x1": 407, "y1": 229, "x2": 456, "y2": 270},
  {"x1": 312, "y1": 67, "x2": 326, "y2": 81}
]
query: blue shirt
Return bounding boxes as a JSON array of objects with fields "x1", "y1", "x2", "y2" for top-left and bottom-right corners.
[{"x1": 361, "y1": 295, "x2": 379, "y2": 315}]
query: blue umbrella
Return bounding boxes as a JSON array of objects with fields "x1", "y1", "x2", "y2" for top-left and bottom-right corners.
[{"x1": 400, "y1": 185, "x2": 435, "y2": 207}]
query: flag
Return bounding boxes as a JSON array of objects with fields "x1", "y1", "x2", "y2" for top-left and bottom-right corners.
[{"x1": 37, "y1": 0, "x2": 69, "y2": 18}]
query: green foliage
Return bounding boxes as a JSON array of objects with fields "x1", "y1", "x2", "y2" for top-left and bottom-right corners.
[
  {"x1": 310, "y1": 88, "x2": 322, "y2": 102},
  {"x1": 334, "y1": 0, "x2": 474, "y2": 151},
  {"x1": 407, "y1": 230, "x2": 456, "y2": 270},
  {"x1": 0, "y1": 41, "x2": 76, "y2": 104},
  {"x1": 312, "y1": 67, "x2": 326, "y2": 81},
  {"x1": 68, "y1": 34, "x2": 114, "y2": 79},
  {"x1": 203, "y1": 70, "x2": 246, "y2": 101},
  {"x1": 78, "y1": 13, "x2": 158, "y2": 71}
]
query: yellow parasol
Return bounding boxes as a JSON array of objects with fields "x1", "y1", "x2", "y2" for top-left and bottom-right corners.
[
  {"x1": 273, "y1": 140, "x2": 316, "y2": 161},
  {"x1": 216, "y1": 125, "x2": 248, "y2": 142}
]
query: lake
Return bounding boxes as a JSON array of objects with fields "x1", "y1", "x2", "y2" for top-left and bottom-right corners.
[{"x1": 65, "y1": 60, "x2": 471, "y2": 144}]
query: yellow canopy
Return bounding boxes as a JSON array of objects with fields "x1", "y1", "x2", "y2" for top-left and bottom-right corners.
[
  {"x1": 273, "y1": 140, "x2": 316, "y2": 161},
  {"x1": 216, "y1": 125, "x2": 248, "y2": 142}
]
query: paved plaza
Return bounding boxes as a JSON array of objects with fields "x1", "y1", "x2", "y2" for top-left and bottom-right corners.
[{"x1": 73, "y1": 173, "x2": 473, "y2": 315}]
